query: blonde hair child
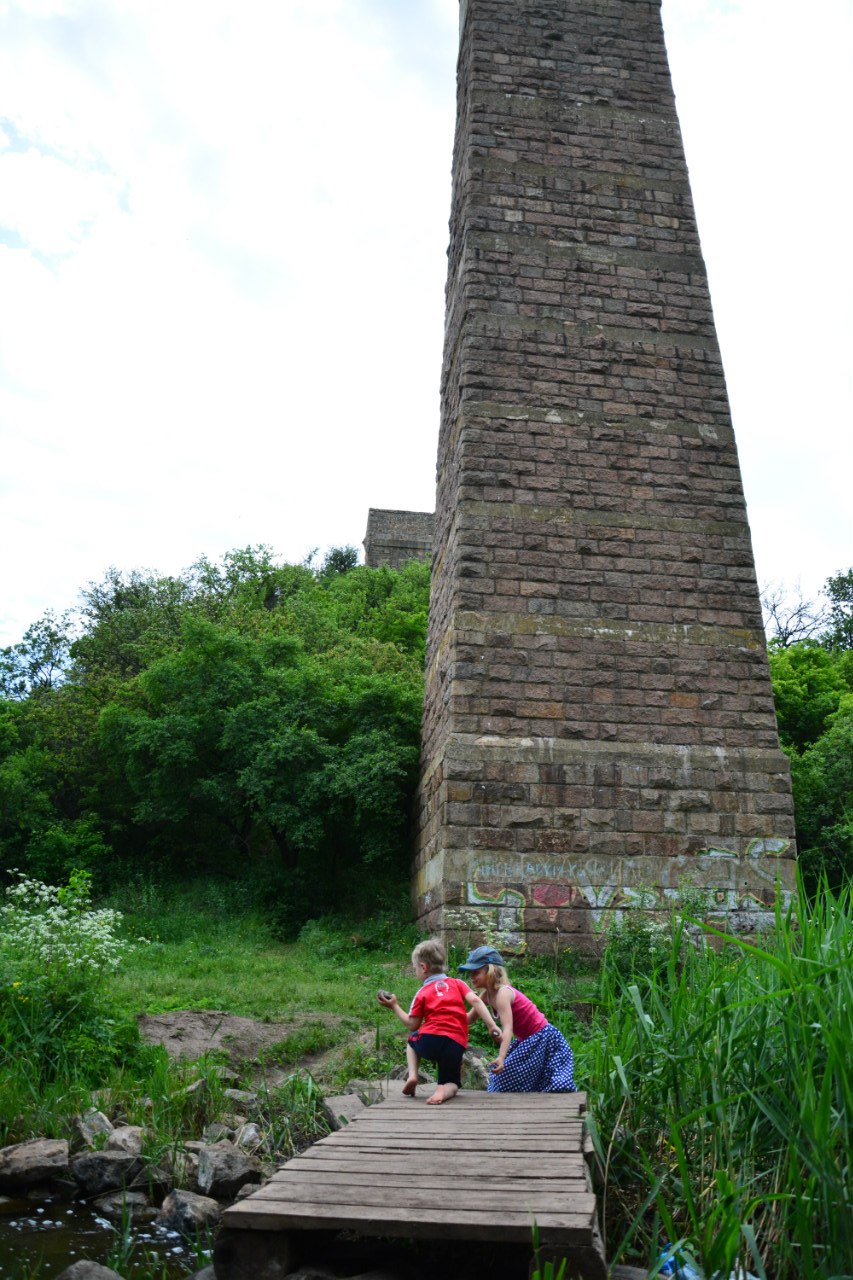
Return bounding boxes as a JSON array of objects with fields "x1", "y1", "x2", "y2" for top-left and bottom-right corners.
[
  {"x1": 378, "y1": 937, "x2": 500, "y2": 1104},
  {"x1": 458, "y1": 944, "x2": 576, "y2": 1093}
]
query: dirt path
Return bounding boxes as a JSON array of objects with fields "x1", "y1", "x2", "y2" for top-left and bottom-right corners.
[{"x1": 137, "y1": 1009, "x2": 338, "y2": 1067}]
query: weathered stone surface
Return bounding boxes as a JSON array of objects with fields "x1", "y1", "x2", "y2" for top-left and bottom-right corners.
[
  {"x1": 162, "y1": 1145, "x2": 200, "y2": 1188},
  {"x1": 223, "y1": 1088, "x2": 258, "y2": 1109},
  {"x1": 322, "y1": 1093, "x2": 366, "y2": 1130},
  {"x1": 74, "y1": 1110, "x2": 114, "y2": 1148},
  {"x1": 93, "y1": 1188, "x2": 157, "y2": 1223},
  {"x1": 55, "y1": 1264, "x2": 124, "y2": 1280},
  {"x1": 234, "y1": 1122, "x2": 263, "y2": 1151},
  {"x1": 196, "y1": 1139, "x2": 262, "y2": 1199},
  {"x1": 128, "y1": 1161, "x2": 171, "y2": 1201},
  {"x1": 105, "y1": 1124, "x2": 145, "y2": 1156},
  {"x1": 363, "y1": 508, "x2": 433, "y2": 569},
  {"x1": 414, "y1": 0, "x2": 796, "y2": 948},
  {"x1": 202, "y1": 1121, "x2": 233, "y2": 1143},
  {"x1": 155, "y1": 1188, "x2": 220, "y2": 1235},
  {"x1": 69, "y1": 1149, "x2": 143, "y2": 1196},
  {"x1": 0, "y1": 1138, "x2": 69, "y2": 1191}
]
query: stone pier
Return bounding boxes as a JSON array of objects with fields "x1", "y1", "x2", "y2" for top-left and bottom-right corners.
[{"x1": 414, "y1": 0, "x2": 796, "y2": 951}]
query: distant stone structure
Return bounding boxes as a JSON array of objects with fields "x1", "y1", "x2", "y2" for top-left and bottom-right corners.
[
  {"x1": 414, "y1": 0, "x2": 796, "y2": 952},
  {"x1": 363, "y1": 509, "x2": 434, "y2": 570}
]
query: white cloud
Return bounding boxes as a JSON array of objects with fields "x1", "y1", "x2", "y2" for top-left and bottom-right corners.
[{"x1": 0, "y1": 0, "x2": 850, "y2": 645}]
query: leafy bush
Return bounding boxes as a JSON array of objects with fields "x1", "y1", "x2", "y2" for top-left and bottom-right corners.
[
  {"x1": 599, "y1": 911, "x2": 673, "y2": 983},
  {"x1": 0, "y1": 870, "x2": 142, "y2": 1106}
]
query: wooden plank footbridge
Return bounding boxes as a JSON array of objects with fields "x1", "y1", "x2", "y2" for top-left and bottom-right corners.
[{"x1": 214, "y1": 1086, "x2": 607, "y2": 1280}]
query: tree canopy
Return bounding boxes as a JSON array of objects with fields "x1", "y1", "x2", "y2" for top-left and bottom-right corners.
[
  {"x1": 0, "y1": 548, "x2": 430, "y2": 927},
  {"x1": 766, "y1": 568, "x2": 853, "y2": 890},
  {"x1": 2, "y1": 552, "x2": 851, "y2": 920}
]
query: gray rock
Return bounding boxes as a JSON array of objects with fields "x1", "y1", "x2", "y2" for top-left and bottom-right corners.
[
  {"x1": 202, "y1": 1121, "x2": 232, "y2": 1143},
  {"x1": 105, "y1": 1125, "x2": 146, "y2": 1156},
  {"x1": 343, "y1": 1079, "x2": 415, "y2": 1103},
  {"x1": 92, "y1": 1189, "x2": 157, "y2": 1223},
  {"x1": 322, "y1": 1093, "x2": 366, "y2": 1130},
  {"x1": 189, "y1": 1268, "x2": 216, "y2": 1280},
  {"x1": 55, "y1": 1264, "x2": 124, "y2": 1280},
  {"x1": 234, "y1": 1122, "x2": 263, "y2": 1150},
  {"x1": 155, "y1": 1188, "x2": 220, "y2": 1235},
  {"x1": 0, "y1": 1138, "x2": 69, "y2": 1191},
  {"x1": 197, "y1": 1140, "x2": 262, "y2": 1199},
  {"x1": 163, "y1": 1146, "x2": 199, "y2": 1189},
  {"x1": 75, "y1": 1109, "x2": 114, "y2": 1148},
  {"x1": 223, "y1": 1087, "x2": 258, "y2": 1108},
  {"x1": 462, "y1": 1049, "x2": 489, "y2": 1089},
  {"x1": 128, "y1": 1161, "x2": 172, "y2": 1203},
  {"x1": 69, "y1": 1149, "x2": 143, "y2": 1196}
]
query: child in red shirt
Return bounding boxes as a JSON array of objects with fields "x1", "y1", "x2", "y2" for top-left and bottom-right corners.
[{"x1": 378, "y1": 938, "x2": 500, "y2": 1104}]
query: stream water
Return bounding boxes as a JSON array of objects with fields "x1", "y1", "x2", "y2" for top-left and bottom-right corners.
[{"x1": 0, "y1": 1188, "x2": 209, "y2": 1278}]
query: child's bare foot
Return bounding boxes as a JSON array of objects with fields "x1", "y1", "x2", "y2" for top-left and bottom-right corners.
[
  {"x1": 426, "y1": 1083, "x2": 458, "y2": 1105},
  {"x1": 402, "y1": 1077, "x2": 418, "y2": 1097}
]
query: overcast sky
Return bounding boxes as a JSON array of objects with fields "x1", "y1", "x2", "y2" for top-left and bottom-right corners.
[{"x1": 1, "y1": 0, "x2": 850, "y2": 647}]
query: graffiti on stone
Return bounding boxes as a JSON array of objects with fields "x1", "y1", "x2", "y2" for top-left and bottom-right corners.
[
  {"x1": 747, "y1": 838, "x2": 789, "y2": 858},
  {"x1": 463, "y1": 840, "x2": 794, "y2": 938}
]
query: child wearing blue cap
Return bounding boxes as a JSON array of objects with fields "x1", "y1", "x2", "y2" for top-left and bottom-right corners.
[
  {"x1": 378, "y1": 938, "x2": 501, "y2": 1104},
  {"x1": 458, "y1": 945, "x2": 576, "y2": 1093}
]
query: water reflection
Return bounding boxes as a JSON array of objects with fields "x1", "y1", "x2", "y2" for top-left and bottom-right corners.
[{"x1": 0, "y1": 1190, "x2": 209, "y2": 1278}]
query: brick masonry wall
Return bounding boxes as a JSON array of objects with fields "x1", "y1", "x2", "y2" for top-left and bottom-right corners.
[
  {"x1": 415, "y1": 0, "x2": 796, "y2": 952},
  {"x1": 363, "y1": 508, "x2": 434, "y2": 570}
]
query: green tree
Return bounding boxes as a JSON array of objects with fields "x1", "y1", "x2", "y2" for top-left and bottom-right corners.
[
  {"x1": 789, "y1": 695, "x2": 853, "y2": 888},
  {"x1": 2, "y1": 547, "x2": 430, "y2": 917},
  {"x1": 768, "y1": 642, "x2": 853, "y2": 752},
  {"x1": 0, "y1": 611, "x2": 72, "y2": 699},
  {"x1": 823, "y1": 568, "x2": 853, "y2": 651}
]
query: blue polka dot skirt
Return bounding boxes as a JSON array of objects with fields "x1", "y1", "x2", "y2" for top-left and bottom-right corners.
[{"x1": 487, "y1": 1022, "x2": 576, "y2": 1093}]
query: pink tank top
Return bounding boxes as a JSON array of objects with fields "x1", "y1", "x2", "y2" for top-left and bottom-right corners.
[{"x1": 508, "y1": 987, "x2": 547, "y2": 1040}]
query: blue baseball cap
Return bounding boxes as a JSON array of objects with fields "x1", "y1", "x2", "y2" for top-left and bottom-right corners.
[{"x1": 458, "y1": 945, "x2": 504, "y2": 970}]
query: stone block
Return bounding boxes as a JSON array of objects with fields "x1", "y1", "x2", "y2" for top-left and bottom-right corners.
[{"x1": 415, "y1": 0, "x2": 795, "y2": 945}]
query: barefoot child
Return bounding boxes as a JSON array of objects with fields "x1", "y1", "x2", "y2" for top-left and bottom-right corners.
[
  {"x1": 378, "y1": 938, "x2": 501, "y2": 1104},
  {"x1": 459, "y1": 945, "x2": 576, "y2": 1093}
]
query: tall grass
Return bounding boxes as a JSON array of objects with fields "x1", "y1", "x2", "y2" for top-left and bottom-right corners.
[{"x1": 582, "y1": 881, "x2": 853, "y2": 1279}]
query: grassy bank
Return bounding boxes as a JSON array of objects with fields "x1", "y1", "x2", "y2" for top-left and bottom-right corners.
[
  {"x1": 2, "y1": 872, "x2": 851, "y2": 1279},
  {"x1": 582, "y1": 884, "x2": 853, "y2": 1280}
]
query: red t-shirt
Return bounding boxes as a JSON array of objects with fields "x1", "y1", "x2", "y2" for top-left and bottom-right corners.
[{"x1": 409, "y1": 975, "x2": 471, "y2": 1047}]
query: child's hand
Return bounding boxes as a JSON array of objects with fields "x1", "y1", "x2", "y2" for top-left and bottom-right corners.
[
  {"x1": 377, "y1": 989, "x2": 396, "y2": 1007},
  {"x1": 490, "y1": 1027, "x2": 502, "y2": 1041},
  {"x1": 490, "y1": 1057, "x2": 505, "y2": 1074}
]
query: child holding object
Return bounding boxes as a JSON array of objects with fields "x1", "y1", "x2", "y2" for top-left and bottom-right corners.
[
  {"x1": 458, "y1": 944, "x2": 576, "y2": 1093},
  {"x1": 378, "y1": 937, "x2": 502, "y2": 1105}
]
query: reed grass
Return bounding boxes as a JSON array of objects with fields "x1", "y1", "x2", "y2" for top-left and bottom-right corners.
[{"x1": 582, "y1": 880, "x2": 853, "y2": 1280}]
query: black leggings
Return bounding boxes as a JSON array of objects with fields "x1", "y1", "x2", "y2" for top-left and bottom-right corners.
[{"x1": 407, "y1": 1032, "x2": 465, "y2": 1086}]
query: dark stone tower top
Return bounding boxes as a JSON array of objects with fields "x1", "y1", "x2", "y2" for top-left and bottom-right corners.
[
  {"x1": 415, "y1": 0, "x2": 795, "y2": 951},
  {"x1": 364, "y1": 509, "x2": 434, "y2": 570}
]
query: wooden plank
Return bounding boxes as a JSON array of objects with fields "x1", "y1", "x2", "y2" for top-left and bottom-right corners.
[
  {"x1": 255, "y1": 1171, "x2": 590, "y2": 1194},
  {"x1": 247, "y1": 1184, "x2": 595, "y2": 1212},
  {"x1": 222, "y1": 1198, "x2": 596, "y2": 1245},
  {"x1": 350, "y1": 1117, "x2": 584, "y2": 1128},
  {"x1": 281, "y1": 1155, "x2": 586, "y2": 1177},
  {"x1": 222, "y1": 1087, "x2": 601, "y2": 1263},
  {"x1": 374, "y1": 1098, "x2": 586, "y2": 1112},
  {"x1": 343, "y1": 1129, "x2": 584, "y2": 1140},
  {"x1": 309, "y1": 1138, "x2": 581, "y2": 1152},
  {"x1": 321, "y1": 1120, "x2": 584, "y2": 1135},
  {"x1": 373, "y1": 1096, "x2": 586, "y2": 1107},
  {"x1": 291, "y1": 1148, "x2": 586, "y2": 1165}
]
